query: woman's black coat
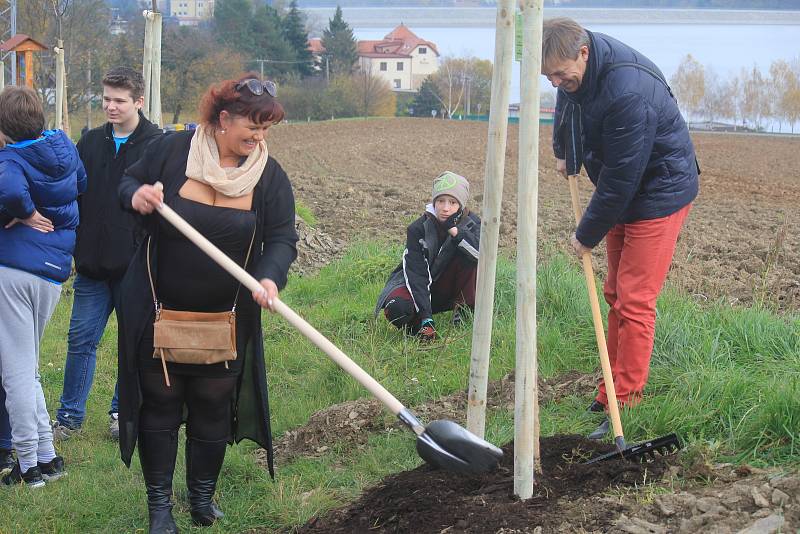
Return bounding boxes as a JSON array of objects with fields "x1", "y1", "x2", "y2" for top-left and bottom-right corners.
[{"x1": 116, "y1": 130, "x2": 298, "y2": 476}]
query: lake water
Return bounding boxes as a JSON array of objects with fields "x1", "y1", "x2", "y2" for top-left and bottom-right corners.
[{"x1": 354, "y1": 23, "x2": 800, "y2": 130}]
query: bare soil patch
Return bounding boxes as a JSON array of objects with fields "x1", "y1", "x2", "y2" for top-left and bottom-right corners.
[
  {"x1": 273, "y1": 119, "x2": 800, "y2": 310},
  {"x1": 293, "y1": 435, "x2": 670, "y2": 534}
]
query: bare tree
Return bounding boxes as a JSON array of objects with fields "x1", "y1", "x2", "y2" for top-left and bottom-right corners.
[
  {"x1": 431, "y1": 56, "x2": 466, "y2": 118},
  {"x1": 670, "y1": 54, "x2": 705, "y2": 119},
  {"x1": 699, "y1": 66, "x2": 721, "y2": 122},
  {"x1": 355, "y1": 64, "x2": 395, "y2": 117},
  {"x1": 161, "y1": 26, "x2": 244, "y2": 123},
  {"x1": 769, "y1": 59, "x2": 799, "y2": 132},
  {"x1": 740, "y1": 65, "x2": 769, "y2": 130}
]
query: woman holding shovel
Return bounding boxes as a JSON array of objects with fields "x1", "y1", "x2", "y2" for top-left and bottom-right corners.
[{"x1": 117, "y1": 75, "x2": 297, "y2": 533}]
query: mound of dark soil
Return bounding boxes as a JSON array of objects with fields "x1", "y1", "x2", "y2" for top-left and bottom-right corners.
[{"x1": 295, "y1": 435, "x2": 671, "y2": 533}]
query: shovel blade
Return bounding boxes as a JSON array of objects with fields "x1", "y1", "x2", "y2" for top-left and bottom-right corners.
[{"x1": 416, "y1": 419, "x2": 503, "y2": 475}]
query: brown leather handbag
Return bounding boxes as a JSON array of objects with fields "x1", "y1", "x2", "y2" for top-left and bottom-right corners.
[{"x1": 147, "y1": 228, "x2": 256, "y2": 386}]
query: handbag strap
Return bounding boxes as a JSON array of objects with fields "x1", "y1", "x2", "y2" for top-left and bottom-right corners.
[
  {"x1": 147, "y1": 221, "x2": 258, "y2": 315},
  {"x1": 232, "y1": 225, "x2": 258, "y2": 312}
]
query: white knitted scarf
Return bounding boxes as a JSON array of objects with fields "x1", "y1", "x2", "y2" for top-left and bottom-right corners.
[{"x1": 185, "y1": 125, "x2": 268, "y2": 198}]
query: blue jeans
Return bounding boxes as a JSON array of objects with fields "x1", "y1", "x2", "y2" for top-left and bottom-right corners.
[
  {"x1": 56, "y1": 274, "x2": 121, "y2": 428},
  {"x1": 0, "y1": 386, "x2": 10, "y2": 450}
]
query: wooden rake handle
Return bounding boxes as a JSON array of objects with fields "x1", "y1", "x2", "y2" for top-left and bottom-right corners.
[
  {"x1": 568, "y1": 175, "x2": 626, "y2": 447},
  {"x1": 154, "y1": 201, "x2": 406, "y2": 418}
]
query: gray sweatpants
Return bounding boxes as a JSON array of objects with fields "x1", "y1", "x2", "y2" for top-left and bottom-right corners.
[{"x1": 0, "y1": 266, "x2": 61, "y2": 472}]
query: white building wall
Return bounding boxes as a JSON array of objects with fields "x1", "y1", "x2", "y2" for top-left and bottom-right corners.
[
  {"x1": 409, "y1": 45, "x2": 438, "y2": 90},
  {"x1": 361, "y1": 57, "x2": 413, "y2": 91}
]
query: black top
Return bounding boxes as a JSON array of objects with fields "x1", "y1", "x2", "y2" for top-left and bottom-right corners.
[
  {"x1": 139, "y1": 194, "x2": 257, "y2": 376},
  {"x1": 157, "y1": 195, "x2": 256, "y2": 311}
]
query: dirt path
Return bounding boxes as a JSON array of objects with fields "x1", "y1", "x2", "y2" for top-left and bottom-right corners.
[{"x1": 273, "y1": 118, "x2": 800, "y2": 310}]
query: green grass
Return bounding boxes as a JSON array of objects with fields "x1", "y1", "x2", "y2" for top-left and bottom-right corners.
[
  {"x1": 294, "y1": 201, "x2": 317, "y2": 227},
  {"x1": 1, "y1": 242, "x2": 798, "y2": 532}
]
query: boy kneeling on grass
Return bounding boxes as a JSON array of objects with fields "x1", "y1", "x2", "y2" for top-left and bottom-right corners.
[{"x1": 375, "y1": 171, "x2": 481, "y2": 341}]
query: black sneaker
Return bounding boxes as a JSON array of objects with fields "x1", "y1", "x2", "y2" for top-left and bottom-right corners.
[
  {"x1": 452, "y1": 308, "x2": 464, "y2": 327},
  {"x1": 0, "y1": 449, "x2": 13, "y2": 474},
  {"x1": 586, "y1": 400, "x2": 606, "y2": 413},
  {"x1": 1, "y1": 462, "x2": 46, "y2": 488},
  {"x1": 38, "y1": 456, "x2": 67, "y2": 482}
]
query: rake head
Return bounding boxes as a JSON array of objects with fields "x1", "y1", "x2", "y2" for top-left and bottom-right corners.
[{"x1": 584, "y1": 433, "x2": 681, "y2": 465}]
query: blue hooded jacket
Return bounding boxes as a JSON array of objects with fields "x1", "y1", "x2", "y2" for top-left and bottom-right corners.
[
  {"x1": 0, "y1": 129, "x2": 87, "y2": 282},
  {"x1": 553, "y1": 31, "x2": 699, "y2": 248}
]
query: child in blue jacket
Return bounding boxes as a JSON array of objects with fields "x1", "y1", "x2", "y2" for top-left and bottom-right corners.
[{"x1": 0, "y1": 86, "x2": 86, "y2": 487}]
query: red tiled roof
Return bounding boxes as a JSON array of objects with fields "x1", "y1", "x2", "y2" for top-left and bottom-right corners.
[
  {"x1": 308, "y1": 38, "x2": 325, "y2": 54},
  {"x1": 0, "y1": 34, "x2": 47, "y2": 52},
  {"x1": 357, "y1": 24, "x2": 439, "y2": 59}
]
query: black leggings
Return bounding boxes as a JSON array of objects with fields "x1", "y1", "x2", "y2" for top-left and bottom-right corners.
[{"x1": 139, "y1": 371, "x2": 237, "y2": 441}]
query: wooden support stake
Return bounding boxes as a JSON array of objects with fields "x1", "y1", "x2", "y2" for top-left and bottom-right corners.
[
  {"x1": 54, "y1": 40, "x2": 65, "y2": 130},
  {"x1": 466, "y1": 0, "x2": 515, "y2": 439},
  {"x1": 150, "y1": 11, "x2": 162, "y2": 127},
  {"x1": 142, "y1": 10, "x2": 153, "y2": 119},
  {"x1": 514, "y1": 0, "x2": 545, "y2": 499}
]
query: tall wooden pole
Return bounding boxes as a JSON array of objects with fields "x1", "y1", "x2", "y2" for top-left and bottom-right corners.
[
  {"x1": 86, "y1": 55, "x2": 92, "y2": 130},
  {"x1": 514, "y1": 0, "x2": 545, "y2": 499},
  {"x1": 54, "y1": 40, "x2": 64, "y2": 129},
  {"x1": 142, "y1": 10, "x2": 153, "y2": 119},
  {"x1": 150, "y1": 11, "x2": 162, "y2": 126},
  {"x1": 466, "y1": 0, "x2": 515, "y2": 438}
]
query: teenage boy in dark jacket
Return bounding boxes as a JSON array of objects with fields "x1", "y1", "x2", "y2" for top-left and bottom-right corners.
[
  {"x1": 53, "y1": 67, "x2": 162, "y2": 440},
  {"x1": 541, "y1": 18, "x2": 698, "y2": 439},
  {"x1": 375, "y1": 171, "x2": 481, "y2": 341}
]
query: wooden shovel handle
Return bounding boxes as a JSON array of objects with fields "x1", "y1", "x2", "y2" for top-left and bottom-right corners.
[
  {"x1": 568, "y1": 175, "x2": 625, "y2": 444},
  {"x1": 154, "y1": 201, "x2": 406, "y2": 417}
]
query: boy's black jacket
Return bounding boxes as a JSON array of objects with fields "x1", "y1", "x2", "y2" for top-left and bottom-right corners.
[
  {"x1": 73, "y1": 113, "x2": 163, "y2": 280},
  {"x1": 375, "y1": 210, "x2": 481, "y2": 321}
]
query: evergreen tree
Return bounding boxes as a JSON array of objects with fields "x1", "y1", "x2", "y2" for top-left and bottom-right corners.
[
  {"x1": 321, "y1": 6, "x2": 359, "y2": 78},
  {"x1": 249, "y1": 5, "x2": 297, "y2": 79},
  {"x1": 282, "y1": 0, "x2": 315, "y2": 77},
  {"x1": 213, "y1": 0, "x2": 254, "y2": 51},
  {"x1": 410, "y1": 76, "x2": 442, "y2": 117}
]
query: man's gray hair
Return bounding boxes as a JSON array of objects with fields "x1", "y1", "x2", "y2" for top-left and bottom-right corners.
[{"x1": 542, "y1": 18, "x2": 590, "y2": 67}]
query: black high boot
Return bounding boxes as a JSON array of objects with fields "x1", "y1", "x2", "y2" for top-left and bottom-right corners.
[
  {"x1": 139, "y1": 429, "x2": 180, "y2": 534},
  {"x1": 186, "y1": 436, "x2": 227, "y2": 527}
]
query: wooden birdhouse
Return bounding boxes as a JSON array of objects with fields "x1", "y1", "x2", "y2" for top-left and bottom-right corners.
[{"x1": 0, "y1": 34, "x2": 48, "y2": 88}]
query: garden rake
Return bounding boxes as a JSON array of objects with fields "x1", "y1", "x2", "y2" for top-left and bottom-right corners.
[
  {"x1": 151, "y1": 183, "x2": 503, "y2": 475},
  {"x1": 567, "y1": 175, "x2": 680, "y2": 464}
]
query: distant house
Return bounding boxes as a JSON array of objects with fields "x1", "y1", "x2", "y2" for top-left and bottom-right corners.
[
  {"x1": 307, "y1": 37, "x2": 325, "y2": 71},
  {"x1": 357, "y1": 24, "x2": 439, "y2": 92},
  {"x1": 168, "y1": 0, "x2": 215, "y2": 26}
]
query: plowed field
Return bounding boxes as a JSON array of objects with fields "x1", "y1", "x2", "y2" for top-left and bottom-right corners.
[{"x1": 270, "y1": 118, "x2": 800, "y2": 310}]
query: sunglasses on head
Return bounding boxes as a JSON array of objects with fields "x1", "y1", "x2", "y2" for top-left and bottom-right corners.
[{"x1": 235, "y1": 78, "x2": 277, "y2": 97}]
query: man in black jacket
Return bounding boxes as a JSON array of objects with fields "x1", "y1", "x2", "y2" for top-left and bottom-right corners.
[
  {"x1": 542, "y1": 18, "x2": 698, "y2": 438},
  {"x1": 53, "y1": 67, "x2": 162, "y2": 440}
]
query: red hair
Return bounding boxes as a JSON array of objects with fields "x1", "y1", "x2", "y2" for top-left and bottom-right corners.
[{"x1": 198, "y1": 73, "x2": 285, "y2": 128}]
